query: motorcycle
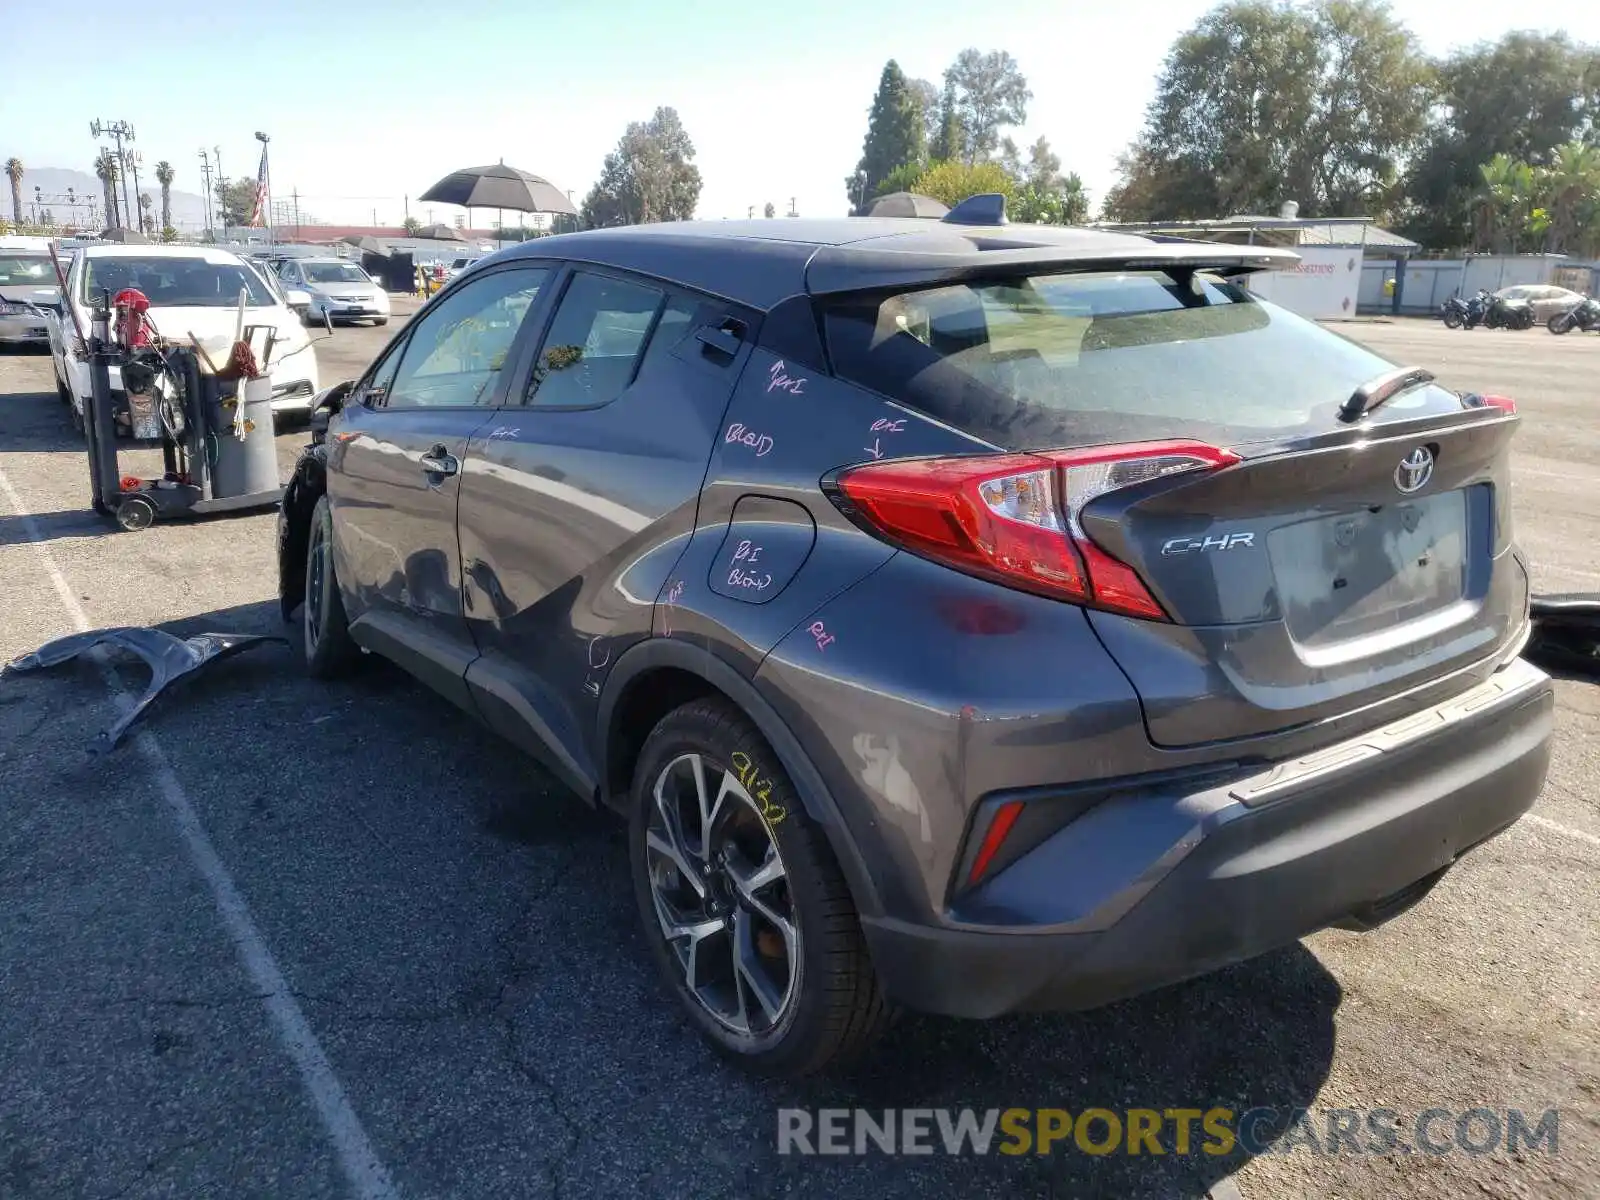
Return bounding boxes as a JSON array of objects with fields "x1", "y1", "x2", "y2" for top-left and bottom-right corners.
[
  {"x1": 1440, "y1": 294, "x2": 1471, "y2": 329},
  {"x1": 1548, "y1": 296, "x2": 1600, "y2": 334},
  {"x1": 1482, "y1": 292, "x2": 1534, "y2": 330}
]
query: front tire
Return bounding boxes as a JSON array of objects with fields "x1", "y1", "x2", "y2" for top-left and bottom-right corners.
[
  {"x1": 1549, "y1": 313, "x2": 1574, "y2": 334},
  {"x1": 1443, "y1": 310, "x2": 1463, "y2": 329},
  {"x1": 302, "y1": 495, "x2": 360, "y2": 680},
  {"x1": 629, "y1": 698, "x2": 892, "y2": 1076},
  {"x1": 373, "y1": 317, "x2": 389, "y2": 327}
]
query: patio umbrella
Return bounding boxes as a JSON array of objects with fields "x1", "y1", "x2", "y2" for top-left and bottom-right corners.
[
  {"x1": 418, "y1": 162, "x2": 578, "y2": 243},
  {"x1": 418, "y1": 164, "x2": 577, "y2": 215},
  {"x1": 341, "y1": 235, "x2": 387, "y2": 254},
  {"x1": 868, "y1": 192, "x2": 948, "y2": 219},
  {"x1": 414, "y1": 223, "x2": 465, "y2": 242},
  {"x1": 97, "y1": 226, "x2": 152, "y2": 244}
]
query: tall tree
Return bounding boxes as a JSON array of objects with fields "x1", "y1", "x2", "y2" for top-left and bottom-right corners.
[
  {"x1": 581, "y1": 106, "x2": 702, "y2": 228},
  {"x1": 1403, "y1": 32, "x2": 1600, "y2": 248},
  {"x1": 763, "y1": 201, "x2": 776, "y2": 219},
  {"x1": 846, "y1": 60, "x2": 927, "y2": 212},
  {"x1": 154, "y1": 160, "x2": 175, "y2": 233},
  {"x1": 215, "y1": 177, "x2": 258, "y2": 227},
  {"x1": 908, "y1": 78, "x2": 941, "y2": 151},
  {"x1": 4, "y1": 158, "x2": 21, "y2": 225},
  {"x1": 929, "y1": 80, "x2": 965, "y2": 164},
  {"x1": 138, "y1": 193, "x2": 154, "y2": 236},
  {"x1": 94, "y1": 150, "x2": 119, "y2": 228},
  {"x1": 1107, "y1": 0, "x2": 1430, "y2": 221},
  {"x1": 943, "y1": 49, "x2": 1032, "y2": 164}
]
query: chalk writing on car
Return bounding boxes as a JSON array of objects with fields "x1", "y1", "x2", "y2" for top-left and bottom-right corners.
[
  {"x1": 725, "y1": 423, "x2": 774, "y2": 457},
  {"x1": 808, "y1": 621, "x2": 835, "y2": 652},
  {"x1": 767, "y1": 360, "x2": 807, "y2": 396}
]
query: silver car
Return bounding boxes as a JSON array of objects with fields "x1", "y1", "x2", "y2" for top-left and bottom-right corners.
[
  {"x1": 277, "y1": 257, "x2": 391, "y2": 327},
  {"x1": 0, "y1": 249, "x2": 62, "y2": 347}
]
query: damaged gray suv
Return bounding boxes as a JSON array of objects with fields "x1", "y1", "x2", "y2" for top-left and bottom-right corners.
[{"x1": 278, "y1": 204, "x2": 1553, "y2": 1076}]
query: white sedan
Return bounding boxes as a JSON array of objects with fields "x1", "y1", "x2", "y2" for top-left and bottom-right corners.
[{"x1": 49, "y1": 244, "x2": 321, "y2": 430}]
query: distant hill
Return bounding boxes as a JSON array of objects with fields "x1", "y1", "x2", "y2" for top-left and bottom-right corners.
[{"x1": 8, "y1": 165, "x2": 210, "y2": 231}]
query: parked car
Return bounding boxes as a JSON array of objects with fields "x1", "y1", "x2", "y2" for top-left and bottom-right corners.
[
  {"x1": 277, "y1": 214, "x2": 1551, "y2": 1075},
  {"x1": 0, "y1": 243, "x2": 62, "y2": 348},
  {"x1": 1495, "y1": 283, "x2": 1586, "y2": 324},
  {"x1": 276, "y1": 257, "x2": 390, "y2": 327},
  {"x1": 48, "y1": 243, "x2": 320, "y2": 430}
]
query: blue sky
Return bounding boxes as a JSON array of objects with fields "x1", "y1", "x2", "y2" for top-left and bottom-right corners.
[{"x1": 6, "y1": 0, "x2": 1600, "y2": 226}]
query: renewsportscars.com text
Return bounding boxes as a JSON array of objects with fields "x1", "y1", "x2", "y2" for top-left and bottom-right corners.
[{"x1": 776, "y1": 1106, "x2": 1560, "y2": 1158}]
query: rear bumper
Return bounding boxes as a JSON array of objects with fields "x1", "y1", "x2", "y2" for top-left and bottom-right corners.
[{"x1": 862, "y1": 656, "x2": 1554, "y2": 1018}]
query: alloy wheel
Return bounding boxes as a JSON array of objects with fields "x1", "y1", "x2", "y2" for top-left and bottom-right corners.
[
  {"x1": 645, "y1": 752, "x2": 798, "y2": 1036},
  {"x1": 304, "y1": 526, "x2": 326, "y2": 650}
]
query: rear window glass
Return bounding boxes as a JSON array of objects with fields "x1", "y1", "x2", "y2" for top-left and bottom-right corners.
[{"x1": 823, "y1": 271, "x2": 1467, "y2": 448}]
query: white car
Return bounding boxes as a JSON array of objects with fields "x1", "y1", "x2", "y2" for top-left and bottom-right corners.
[
  {"x1": 0, "y1": 243, "x2": 62, "y2": 348},
  {"x1": 49, "y1": 244, "x2": 321, "y2": 429},
  {"x1": 276, "y1": 257, "x2": 390, "y2": 327}
]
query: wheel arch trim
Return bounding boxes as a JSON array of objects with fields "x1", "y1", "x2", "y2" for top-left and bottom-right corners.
[{"x1": 598, "y1": 638, "x2": 885, "y2": 919}]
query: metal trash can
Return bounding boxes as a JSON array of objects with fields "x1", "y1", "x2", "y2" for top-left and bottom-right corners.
[{"x1": 211, "y1": 376, "x2": 279, "y2": 499}]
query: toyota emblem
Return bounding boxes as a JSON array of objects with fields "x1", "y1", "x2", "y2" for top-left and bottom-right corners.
[{"x1": 1394, "y1": 447, "x2": 1434, "y2": 494}]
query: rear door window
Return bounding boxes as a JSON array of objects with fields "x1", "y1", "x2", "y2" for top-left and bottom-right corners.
[
  {"x1": 523, "y1": 271, "x2": 665, "y2": 408},
  {"x1": 823, "y1": 270, "x2": 1470, "y2": 449}
]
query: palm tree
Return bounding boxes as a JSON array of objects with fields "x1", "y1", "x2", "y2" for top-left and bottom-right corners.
[
  {"x1": 1543, "y1": 141, "x2": 1600, "y2": 256},
  {"x1": 94, "y1": 150, "x2": 120, "y2": 228},
  {"x1": 154, "y1": 160, "x2": 175, "y2": 234},
  {"x1": 4, "y1": 158, "x2": 22, "y2": 226},
  {"x1": 1475, "y1": 155, "x2": 1535, "y2": 254},
  {"x1": 138, "y1": 193, "x2": 154, "y2": 236}
]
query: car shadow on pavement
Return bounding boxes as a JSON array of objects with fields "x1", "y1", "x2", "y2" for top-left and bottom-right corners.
[{"x1": 4, "y1": 595, "x2": 1340, "y2": 1200}]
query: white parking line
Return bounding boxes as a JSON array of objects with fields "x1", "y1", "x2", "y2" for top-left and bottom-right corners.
[
  {"x1": 1524, "y1": 812, "x2": 1600, "y2": 849},
  {"x1": 0, "y1": 467, "x2": 400, "y2": 1200}
]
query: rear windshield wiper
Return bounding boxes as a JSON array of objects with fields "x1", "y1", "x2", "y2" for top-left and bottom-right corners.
[{"x1": 1339, "y1": 366, "x2": 1436, "y2": 423}]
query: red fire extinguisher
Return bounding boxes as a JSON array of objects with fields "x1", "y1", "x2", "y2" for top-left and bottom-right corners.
[{"x1": 111, "y1": 288, "x2": 157, "y2": 349}]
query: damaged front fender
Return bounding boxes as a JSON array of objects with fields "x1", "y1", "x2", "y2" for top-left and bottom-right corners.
[
  {"x1": 278, "y1": 442, "x2": 328, "y2": 623},
  {"x1": 4, "y1": 627, "x2": 286, "y2": 751}
]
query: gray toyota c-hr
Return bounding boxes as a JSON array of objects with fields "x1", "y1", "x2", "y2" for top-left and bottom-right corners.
[{"x1": 279, "y1": 200, "x2": 1552, "y2": 1076}]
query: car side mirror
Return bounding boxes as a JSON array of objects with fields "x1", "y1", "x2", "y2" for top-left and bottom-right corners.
[{"x1": 285, "y1": 288, "x2": 311, "y2": 311}]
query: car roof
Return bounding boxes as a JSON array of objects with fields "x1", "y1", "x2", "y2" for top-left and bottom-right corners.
[
  {"x1": 487, "y1": 218, "x2": 1297, "y2": 310},
  {"x1": 77, "y1": 243, "x2": 245, "y2": 260}
]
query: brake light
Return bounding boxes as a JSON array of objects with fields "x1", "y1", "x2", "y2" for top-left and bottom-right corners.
[
  {"x1": 1468, "y1": 393, "x2": 1517, "y2": 415},
  {"x1": 835, "y1": 441, "x2": 1238, "y2": 620}
]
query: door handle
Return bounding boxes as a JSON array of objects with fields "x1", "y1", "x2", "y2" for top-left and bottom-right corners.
[{"x1": 419, "y1": 444, "x2": 458, "y2": 476}]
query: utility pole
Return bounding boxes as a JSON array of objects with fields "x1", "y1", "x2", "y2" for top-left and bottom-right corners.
[
  {"x1": 214, "y1": 145, "x2": 224, "y2": 233},
  {"x1": 788, "y1": 197, "x2": 798, "y2": 218},
  {"x1": 198, "y1": 149, "x2": 214, "y2": 238},
  {"x1": 127, "y1": 151, "x2": 144, "y2": 234},
  {"x1": 292, "y1": 188, "x2": 301, "y2": 237},
  {"x1": 91, "y1": 119, "x2": 136, "y2": 230}
]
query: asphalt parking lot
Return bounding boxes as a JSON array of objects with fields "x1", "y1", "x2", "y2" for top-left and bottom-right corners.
[{"x1": 1, "y1": 313, "x2": 1596, "y2": 1199}]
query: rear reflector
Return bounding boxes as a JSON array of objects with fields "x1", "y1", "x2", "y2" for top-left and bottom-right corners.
[
  {"x1": 834, "y1": 441, "x2": 1239, "y2": 620},
  {"x1": 967, "y1": 799, "x2": 1025, "y2": 886}
]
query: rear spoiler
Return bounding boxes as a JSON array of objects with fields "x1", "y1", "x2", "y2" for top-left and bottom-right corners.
[{"x1": 804, "y1": 241, "x2": 1301, "y2": 298}]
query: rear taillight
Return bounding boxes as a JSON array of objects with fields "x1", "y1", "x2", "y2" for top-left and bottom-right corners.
[
  {"x1": 834, "y1": 441, "x2": 1238, "y2": 620},
  {"x1": 1466, "y1": 393, "x2": 1517, "y2": 415}
]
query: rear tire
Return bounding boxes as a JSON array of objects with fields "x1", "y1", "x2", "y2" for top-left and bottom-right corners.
[
  {"x1": 373, "y1": 317, "x2": 389, "y2": 327},
  {"x1": 302, "y1": 495, "x2": 360, "y2": 680},
  {"x1": 629, "y1": 697, "x2": 893, "y2": 1076},
  {"x1": 1442, "y1": 310, "x2": 1463, "y2": 329},
  {"x1": 1549, "y1": 313, "x2": 1574, "y2": 334}
]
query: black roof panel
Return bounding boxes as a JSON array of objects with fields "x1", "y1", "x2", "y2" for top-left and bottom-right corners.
[{"x1": 490, "y1": 219, "x2": 1296, "y2": 310}]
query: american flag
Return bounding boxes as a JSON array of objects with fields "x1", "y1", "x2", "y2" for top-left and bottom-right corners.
[{"x1": 248, "y1": 144, "x2": 269, "y2": 227}]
